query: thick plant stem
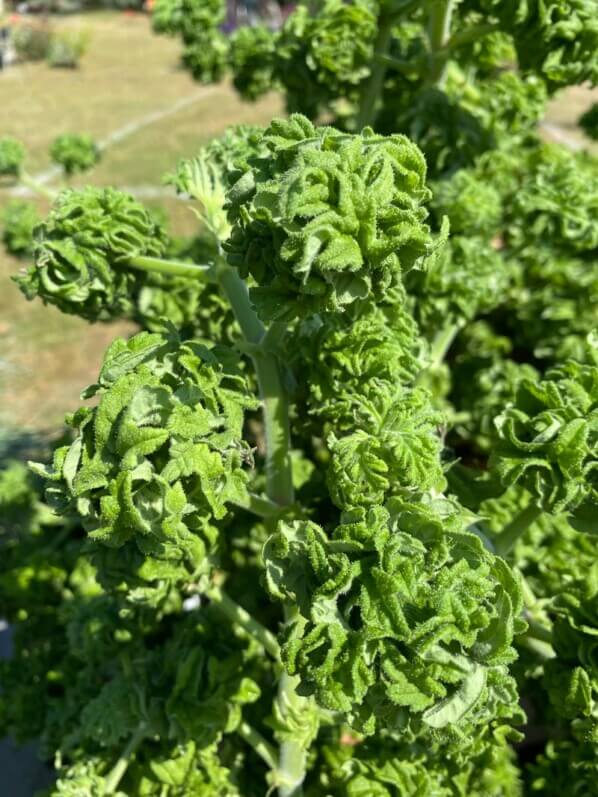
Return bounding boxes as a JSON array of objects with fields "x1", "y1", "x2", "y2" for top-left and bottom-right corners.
[
  {"x1": 238, "y1": 721, "x2": 279, "y2": 770},
  {"x1": 429, "y1": 321, "x2": 462, "y2": 370},
  {"x1": 214, "y1": 260, "x2": 306, "y2": 796},
  {"x1": 495, "y1": 503, "x2": 543, "y2": 557},
  {"x1": 104, "y1": 724, "x2": 146, "y2": 794},
  {"x1": 216, "y1": 262, "x2": 294, "y2": 507},
  {"x1": 519, "y1": 633, "x2": 555, "y2": 662},
  {"x1": 128, "y1": 255, "x2": 213, "y2": 281},
  {"x1": 231, "y1": 491, "x2": 284, "y2": 519},
  {"x1": 426, "y1": 0, "x2": 454, "y2": 87},
  {"x1": 356, "y1": 13, "x2": 394, "y2": 129},
  {"x1": 207, "y1": 587, "x2": 280, "y2": 659},
  {"x1": 277, "y1": 607, "x2": 308, "y2": 797}
]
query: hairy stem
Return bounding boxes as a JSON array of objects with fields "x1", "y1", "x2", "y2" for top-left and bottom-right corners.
[
  {"x1": 429, "y1": 321, "x2": 462, "y2": 369},
  {"x1": 207, "y1": 587, "x2": 280, "y2": 659},
  {"x1": 495, "y1": 503, "x2": 543, "y2": 557},
  {"x1": 104, "y1": 723, "x2": 146, "y2": 794},
  {"x1": 426, "y1": 0, "x2": 454, "y2": 87},
  {"x1": 356, "y1": 13, "x2": 394, "y2": 129},
  {"x1": 277, "y1": 607, "x2": 308, "y2": 797},
  {"x1": 213, "y1": 259, "x2": 307, "y2": 796},
  {"x1": 518, "y1": 633, "x2": 555, "y2": 662},
  {"x1": 446, "y1": 22, "x2": 501, "y2": 51},
  {"x1": 231, "y1": 491, "x2": 285, "y2": 519},
  {"x1": 238, "y1": 721, "x2": 279, "y2": 770},
  {"x1": 526, "y1": 617, "x2": 553, "y2": 645},
  {"x1": 127, "y1": 255, "x2": 214, "y2": 281}
]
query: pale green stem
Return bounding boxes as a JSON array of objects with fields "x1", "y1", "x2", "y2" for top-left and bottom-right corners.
[
  {"x1": 426, "y1": 0, "x2": 455, "y2": 88},
  {"x1": 277, "y1": 606, "x2": 308, "y2": 797},
  {"x1": 526, "y1": 617, "x2": 553, "y2": 645},
  {"x1": 495, "y1": 503, "x2": 543, "y2": 557},
  {"x1": 207, "y1": 586, "x2": 280, "y2": 659},
  {"x1": 356, "y1": 12, "x2": 395, "y2": 129},
  {"x1": 231, "y1": 491, "x2": 284, "y2": 519},
  {"x1": 518, "y1": 634, "x2": 555, "y2": 662},
  {"x1": 238, "y1": 721, "x2": 279, "y2": 770},
  {"x1": 212, "y1": 258, "x2": 306, "y2": 796},
  {"x1": 104, "y1": 724, "x2": 146, "y2": 794},
  {"x1": 445, "y1": 22, "x2": 501, "y2": 51},
  {"x1": 261, "y1": 321, "x2": 288, "y2": 354},
  {"x1": 417, "y1": 322, "x2": 462, "y2": 386},
  {"x1": 19, "y1": 171, "x2": 57, "y2": 201},
  {"x1": 127, "y1": 255, "x2": 214, "y2": 281}
]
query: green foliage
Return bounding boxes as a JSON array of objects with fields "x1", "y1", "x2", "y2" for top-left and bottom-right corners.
[
  {"x1": 326, "y1": 384, "x2": 446, "y2": 509},
  {"x1": 50, "y1": 134, "x2": 100, "y2": 175},
  {"x1": 492, "y1": 359, "x2": 598, "y2": 530},
  {"x1": 47, "y1": 30, "x2": 89, "y2": 69},
  {"x1": 579, "y1": 101, "x2": 598, "y2": 141},
  {"x1": 0, "y1": 200, "x2": 40, "y2": 258},
  {"x1": 229, "y1": 25, "x2": 278, "y2": 102},
  {"x1": 31, "y1": 329, "x2": 257, "y2": 603},
  {"x1": 226, "y1": 114, "x2": 435, "y2": 321},
  {"x1": 464, "y1": 0, "x2": 598, "y2": 88},
  {"x1": 0, "y1": 136, "x2": 25, "y2": 177},
  {"x1": 264, "y1": 499, "x2": 524, "y2": 735},
  {"x1": 274, "y1": 0, "x2": 377, "y2": 118},
  {"x1": 15, "y1": 187, "x2": 168, "y2": 321},
  {"x1": 3, "y1": 53, "x2": 598, "y2": 792}
]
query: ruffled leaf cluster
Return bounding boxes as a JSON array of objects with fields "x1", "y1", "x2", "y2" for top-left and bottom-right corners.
[
  {"x1": 31, "y1": 330, "x2": 258, "y2": 600},
  {"x1": 229, "y1": 26, "x2": 278, "y2": 102},
  {"x1": 0, "y1": 135, "x2": 25, "y2": 177},
  {"x1": 50, "y1": 133, "x2": 101, "y2": 175},
  {"x1": 492, "y1": 359, "x2": 598, "y2": 530},
  {"x1": 326, "y1": 383, "x2": 446, "y2": 509},
  {"x1": 1, "y1": 199, "x2": 40, "y2": 257},
  {"x1": 273, "y1": 0, "x2": 377, "y2": 118},
  {"x1": 294, "y1": 298, "x2": 422, "y2": 424},
  {"x1": 15, "y1": 187, "x2": 168, "y2": 321},
  {"x1": 464, "y1": 0, "x2": 598, "y2": 88},
  {"x1": 226, "y1": 114, "x2": 434, "y2": 321},
  {"x1": 264, "y1": 499, "x2": 524, "y2": 735}
]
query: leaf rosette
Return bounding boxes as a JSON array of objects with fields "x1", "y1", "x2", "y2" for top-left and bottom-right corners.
[
  {"x1": 225, "y1": 115, "x2": 435, "y2": 321},
  {"x1": 295, "y1": 298, "x2": 422, "y2": 422},
  {"x1": 32, "y1": 330, "x2": 258, "y2": 597},
  {"x1": 492, "y1": 359, "x2": 598, "y2": 531},
  {"x1": 15, "y1": 187, "x2": 168, "y2": 321},
  {"x1": 464, "y1": 0, "x2": 598, "y2": 88},
  {"x1": 0, "y1": 136, "x2": 25, "y2": 177},
  {"x1": 1, "y1": 200, "x2": 40, "y2": 258},
  {"x1": 264, "y1": 500, "x2": 524, "y2": 736},
  {"x1": 326, "y1": 382, "x2": 446, "y2": 508},
  {"x1": 50, "y1": 133, "x2": 101, "y2": 176}
]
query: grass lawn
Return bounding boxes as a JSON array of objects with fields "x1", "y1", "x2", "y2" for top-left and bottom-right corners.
[{"x1": 0, "y1": 11, "x2": 281, "y2": 440}]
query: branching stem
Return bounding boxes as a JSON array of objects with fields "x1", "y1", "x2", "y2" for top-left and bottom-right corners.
[
  {"x1": 495, "y1": 503, "x2": 543, "y2": 557},
  {"x1": 127, "y1": 255, "x2": 214, "y2": 281},
  {"x1": 518, "y1": 633, "x2": 555, "y2": 662},
  {"x1": 231, "y1": 491, "x2": 285, "y2": 519},
  {"x1": 212, "y1": 258, "x2": 306, "y2": 796},
  {"x1": 356, "y1": 13, "x2": 395, "y2": 129},
  {"x1": 207, "y1": 587, "x2": 280, "y2": 659},
  {"x1": 426, "y1": 0, "x2": 455, "y2": 87},
  {"x1": 104, "y1": 723, "x2": 146, "y2": 794},
  {"x1": 238, "y1": 721, "x2": 279, "y2": 770}
]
